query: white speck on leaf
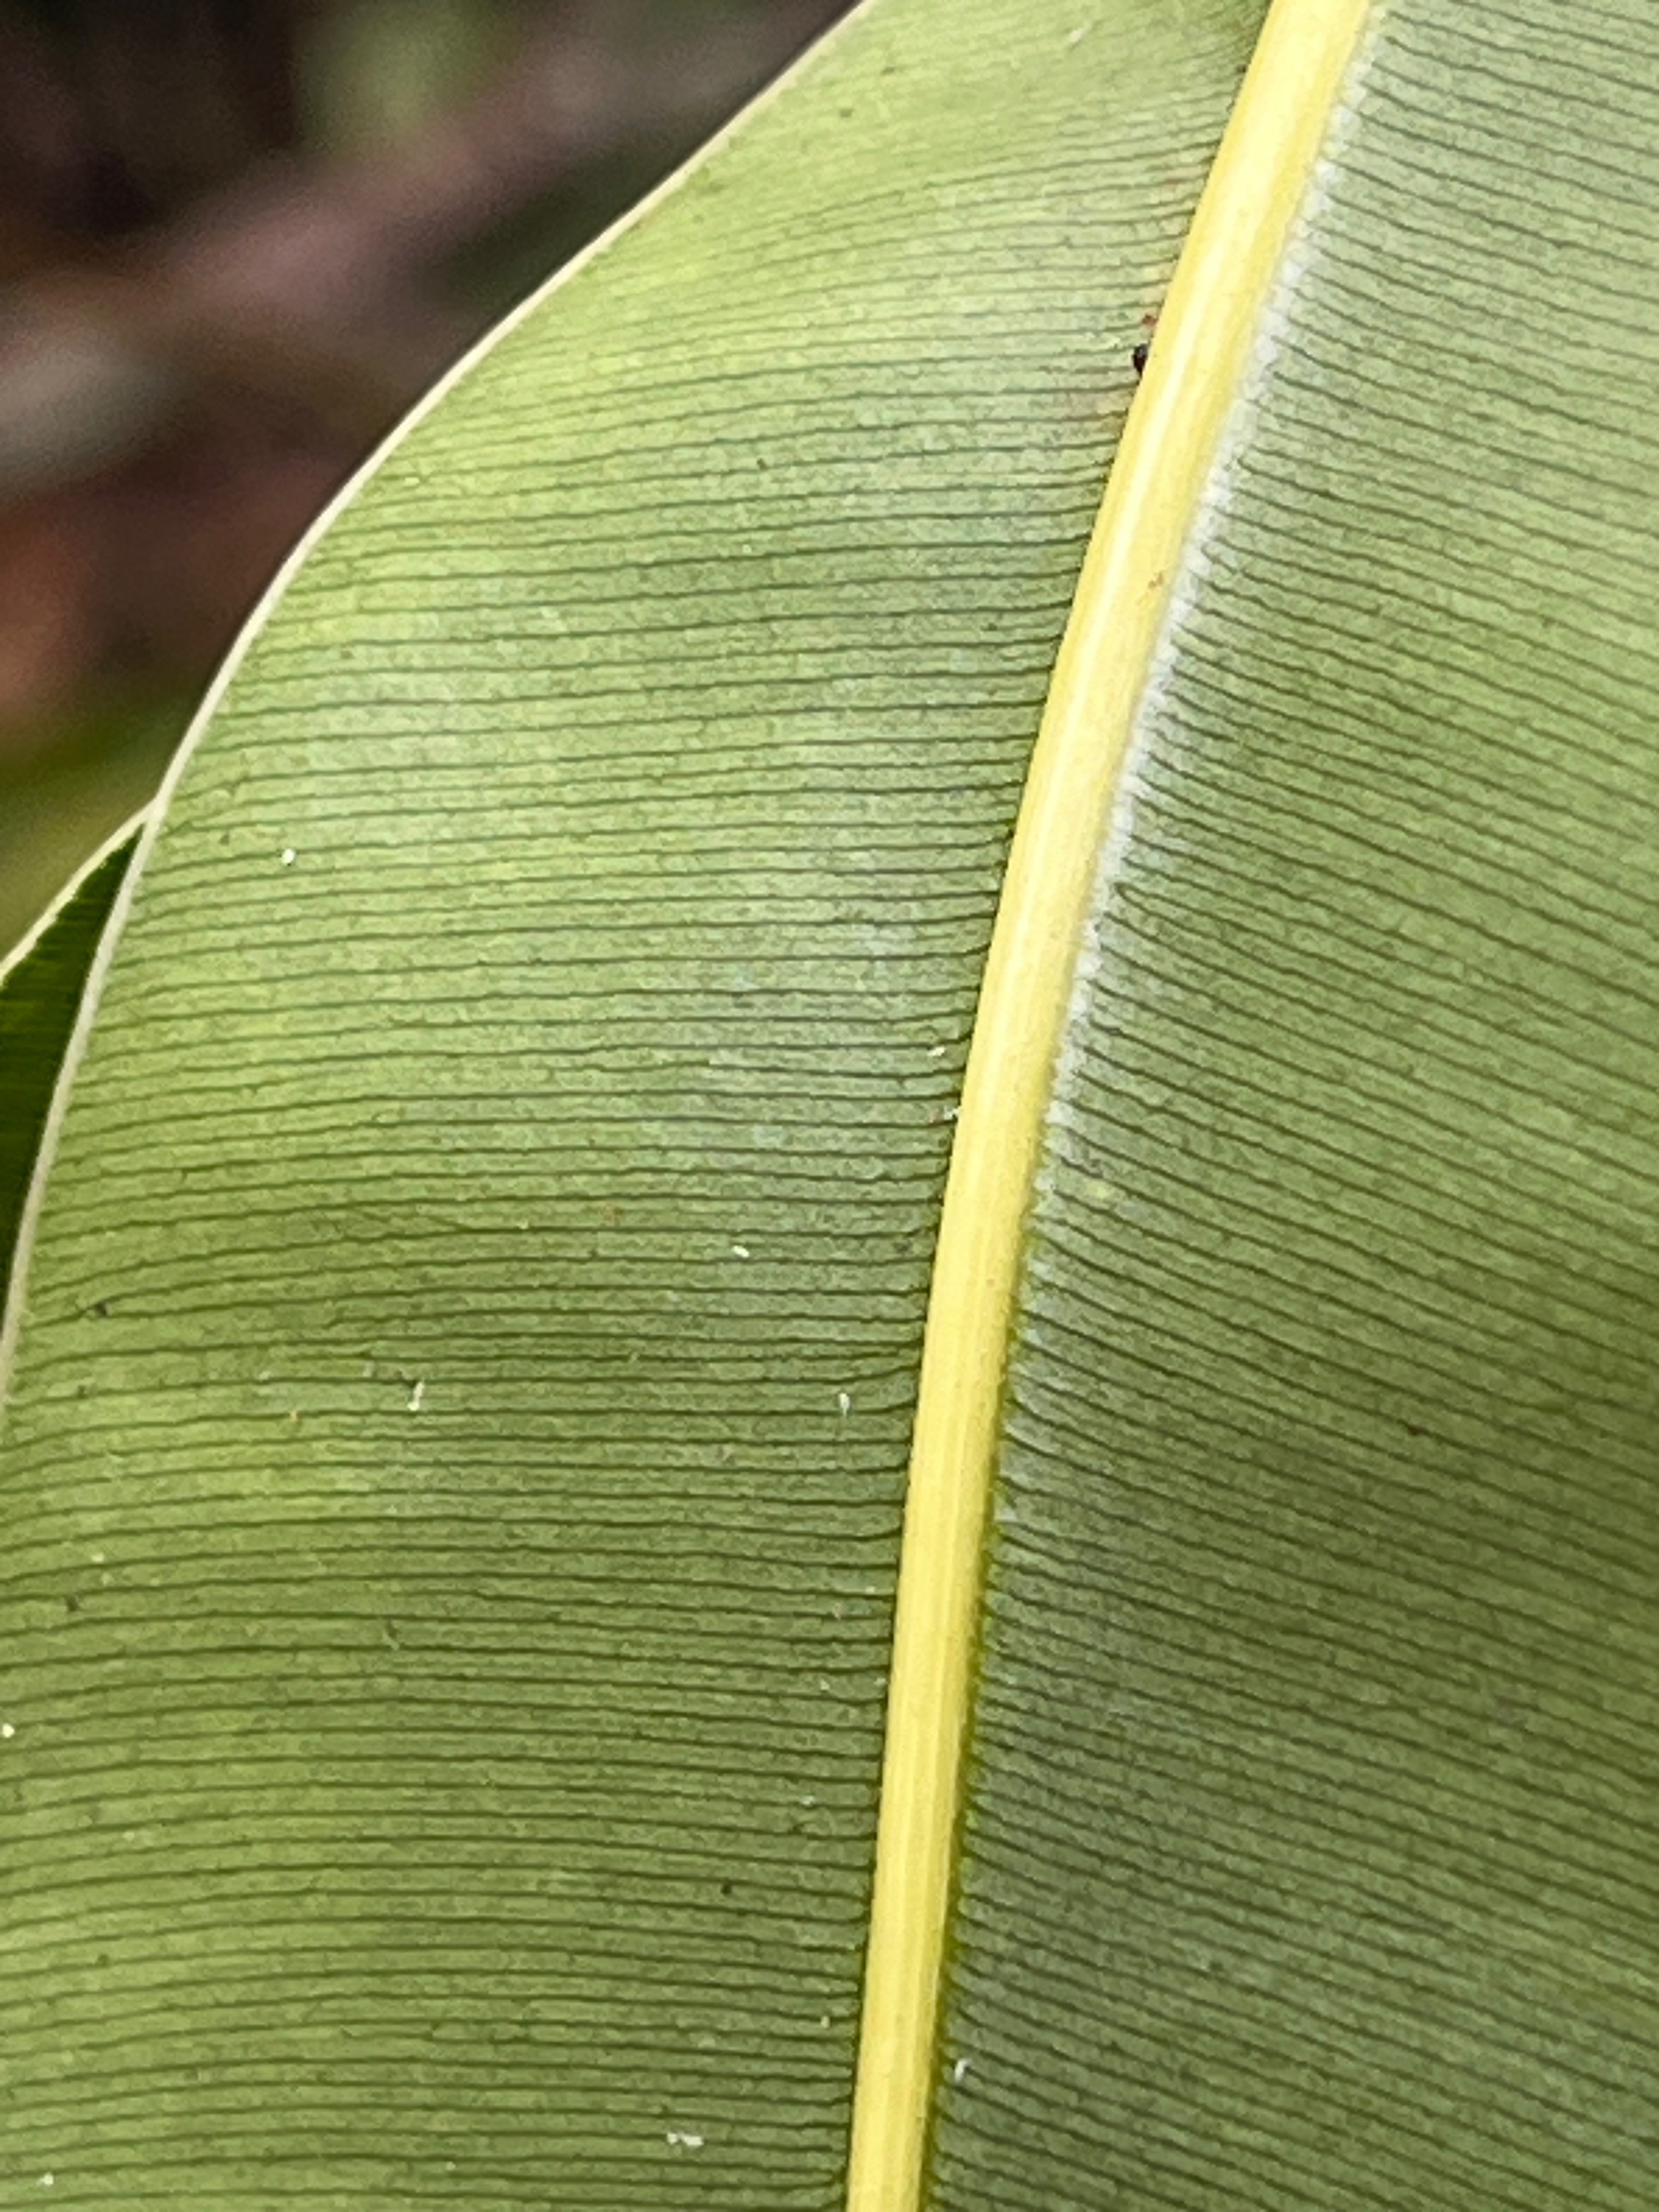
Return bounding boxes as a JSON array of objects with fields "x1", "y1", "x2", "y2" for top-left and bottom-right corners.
[
  {"x1": 730, "y1": 1243, "x2": 750, "y2": 1259},
  {"x1": 39, "y1": 2177, "x2": 53, "y2": 2190},
  {"x1": 1, "y1": 1722, "x2": 14, "y2": 1740},
  {"x1": 837, "y1": 1390, "x2": 852, "y2": 1418},
  {"x1": 665, "y1": 2130, "x2": 705, "y2": 2151},
  {"x1": 408, "y1": 1380, "x2": 425, "y2": 1413},
  {"x1": 928, "y1": 1042, "x2": 947, "y2": 1059},
  {"x1": 953, "y1": 2056, "x2": 972, "y2": 2084},
  {"x1": 280, "y1": 848, "x2": 296, "y2": 866}
]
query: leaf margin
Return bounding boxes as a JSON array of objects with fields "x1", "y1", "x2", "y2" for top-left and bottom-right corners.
[
  {"x1": 0, "y1": 0, "x2": 875, "y2": 1426},
  {"x1": 0, "y1": 811, "x2": 145, "y2": 1319}
]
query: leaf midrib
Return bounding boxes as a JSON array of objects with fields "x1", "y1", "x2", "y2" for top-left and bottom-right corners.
[{"x1": 842, "y1": 2, "x2": 1378, "y2": 2204}]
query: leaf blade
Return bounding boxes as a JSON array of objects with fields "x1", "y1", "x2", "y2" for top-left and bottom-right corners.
[
  {"x1": 0, "y1": 821, "x2": 140, "y2": 1317},
  {"x1": 932, "y1": 0, "x2": 1659, "y2": 2203},
  {"x1": 0, "y1": 1, "x2": 1262, "y2": 2201}
]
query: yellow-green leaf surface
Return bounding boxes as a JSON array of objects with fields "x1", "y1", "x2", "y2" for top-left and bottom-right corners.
[
  {"x1": 0, "y1": 826, "x2": 137, "y2": 1314},
  {"x1": 922, "y1": 1, "x2": 1659, "y2": 2206},
  {"x1": 5, "y1": 0, "x2": 1659, "y2": 2204},
  {"x1": 0, "y1": 0, "x2": 1263, "y2": 2203}
]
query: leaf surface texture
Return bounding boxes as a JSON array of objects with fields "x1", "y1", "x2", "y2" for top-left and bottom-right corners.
[
  {"x1": 930, "y1": 1, "x2": 1659, "y2": 2204},
  {"x1": 0, "y1": 1, "x2": 1261, "y2": 2203}
]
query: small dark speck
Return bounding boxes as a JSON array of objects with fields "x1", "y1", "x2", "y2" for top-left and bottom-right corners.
[
  {"x1": 89, "y1": 1299, "x2": 112, "y2": 1319},
  {"x1": 720, "y1": 1880, "x2": 735, "y2": 1897},
  {"x1": 1131, "y1": 342, "x2": 1149, "y2": 378},
  {"x1": 1403, "y1": 1422, "x2": 1426, "y2": 1438},
  {"x1": 64, "y1": 1593, "x2": 81, "y2": 1615}
]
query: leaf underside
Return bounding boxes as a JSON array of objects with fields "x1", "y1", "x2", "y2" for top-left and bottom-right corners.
[
  {"x1": 0, "y1": 1, "x2": 1260, "y2": 2204},
  {"x1": 933, "y1": 2, "x2": 1659, "y2": 2205},
  {"x1": 4, "y1": 0, "x2": 1659, "y2": 2203}
]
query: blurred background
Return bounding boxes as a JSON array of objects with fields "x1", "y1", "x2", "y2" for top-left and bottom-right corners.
[{"x1": 0, "y1": 0, "x2": 851, "y2": 956}]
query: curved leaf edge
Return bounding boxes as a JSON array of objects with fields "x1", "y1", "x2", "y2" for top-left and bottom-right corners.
[
  {"x1": 0, "y1": 812, "x2": 145, "y2": 1321},
  {"x1": 0, "y1": 0, "x2": 869, "y2": 1426}
]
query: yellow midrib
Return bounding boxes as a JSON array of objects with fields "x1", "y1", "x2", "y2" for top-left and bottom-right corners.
[{"x1": 842, "y1": 1, "x2": 1375, "y2": 2205}]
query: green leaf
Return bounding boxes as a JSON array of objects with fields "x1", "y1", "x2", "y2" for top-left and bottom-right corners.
[
  {"x1": 0, "y1": 823, "x2": 138, "y2": 1316},
  {"x1": 6, "y1": 0, "x2": 1659, "y2": 2202},
  {"x1": 0, "y1": 0, "x2": 1262, "y2": 2202},
  {"x1": 925, "y1": 3, "x2": 1659, "y2": 2207}
]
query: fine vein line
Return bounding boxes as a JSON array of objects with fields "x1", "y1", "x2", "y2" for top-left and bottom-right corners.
[{"x1": 843, "y1": 2, "x2": 1373, "y2": 2206}]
